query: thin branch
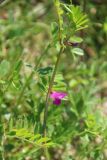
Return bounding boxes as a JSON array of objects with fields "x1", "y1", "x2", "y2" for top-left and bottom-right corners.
[
  {"x1": 42, "y1": 0, "x2": 65, "y2": 136},
  {"x1": 42, "y1": 46, "x2": 64, "y2": 135}
]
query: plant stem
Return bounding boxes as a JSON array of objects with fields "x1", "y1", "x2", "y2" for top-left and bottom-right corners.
[
  {"x1": 43, "y1": 46, "x2": 64, "y2": 135},
  {"x1": 42, "y1": 46, "x2": 64, "y2": 160},
  {"x1": 42, "y1": 1, "x2": 64, "y2": 159},
  {"x1": 43, "y1": 0, "x2": 64, "y2": 135}
]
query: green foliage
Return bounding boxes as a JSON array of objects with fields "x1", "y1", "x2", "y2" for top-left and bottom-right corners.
[
  {"x1": 0, "y1": 60, "x2": 10, "y2": 77},
  {"x1": 70, "y1": 36, "x2": 83, "y2": 43},
  {"x1": 72, "y1": 48, "x2": 84, "y2": 56},
  {"x1": 8, "y1": 128, "x2": 53, "y2": 148},
  {"x1": 0, "y1": 0, "x2": 107, "y2": 159},
  {"x1": 69, "y1": 5, "x2": 88, "y2": 31},
  {"x1": 61, "y1": 3, "x2": 88, "y2": 31}
]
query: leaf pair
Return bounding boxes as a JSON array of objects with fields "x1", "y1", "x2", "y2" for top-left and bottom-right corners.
[
  {"x1": 8, "y1": 128, "x2": 54, "y2": 147},
  {"x1": 62, "y1": 4, "x2": 89, "y2": 31}
]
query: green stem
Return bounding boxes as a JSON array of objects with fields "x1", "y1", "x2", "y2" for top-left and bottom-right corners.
[
  {"x1": 42, "y1": 1, "x2": 64, "y2": 159},
  {"x1": 42, "y1": 46, "x2": 64, "y2": 160},
  {"x1": 43, "y1": 0, "x2": 64, "y2": 135},
  {"x1": 42, "y1": 46, "x2": 64, "y2": 135}
]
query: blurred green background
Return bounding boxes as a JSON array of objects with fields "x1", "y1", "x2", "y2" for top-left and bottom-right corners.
[{"x1": 0, "y1": 0, "x2": 107, "y2": 160}]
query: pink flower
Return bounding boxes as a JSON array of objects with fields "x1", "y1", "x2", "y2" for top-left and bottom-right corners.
[{"x1": 50, "y1": 91, "x2": 67, "y2": 106}]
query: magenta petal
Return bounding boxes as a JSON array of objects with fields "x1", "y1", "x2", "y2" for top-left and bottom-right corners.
[
  {"x1": 50, "y1": 91, "x2": 67, "y2": 99},
  {"x1": 53, "y1": 98, "x2": 61, "y2": 105}
]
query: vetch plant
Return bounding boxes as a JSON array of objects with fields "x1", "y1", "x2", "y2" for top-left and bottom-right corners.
[
  {"x1": 43, "y1": 0, "x2": 88, "y2": 138},
  {"x1": 41, "y1": 2, "x2": 89, "y2": 158},
  {"x1": 2, "y1": 0, "x2": 107, "y2": 160}
]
